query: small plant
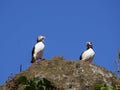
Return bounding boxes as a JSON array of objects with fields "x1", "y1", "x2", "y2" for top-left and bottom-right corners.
[
  {"x1": 92, "y1": 84, "x2": 104, "y2": 90},
  {"x1": 16, "y1": 76, "x2": 57, "y2": 90},
  {"x1": 92, "y1": 84, "x2": 116, "y2": 90},
  {"x1": 16, "y1": 76, "x2": 28, "y2": 85}
]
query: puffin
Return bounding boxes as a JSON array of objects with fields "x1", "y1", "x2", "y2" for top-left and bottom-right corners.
[
  {"x1": 79, "y1": 41, "x2": 95, "y2": 63},
  {"x1": 31, "y1": 36, "x2": 45, "y2": 63}
]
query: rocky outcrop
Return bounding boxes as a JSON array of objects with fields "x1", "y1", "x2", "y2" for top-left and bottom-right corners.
[{"x1": 0, "y1": 56, "x2": 119, "y2": 90}]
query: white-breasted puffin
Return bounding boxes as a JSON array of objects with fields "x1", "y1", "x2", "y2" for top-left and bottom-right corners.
[
  {"x1": 79, "y1": 41, "x2": 95, "y2": 63},
  {"x1": 31, "y1": 36, "x2": 45, "y2": 63}
]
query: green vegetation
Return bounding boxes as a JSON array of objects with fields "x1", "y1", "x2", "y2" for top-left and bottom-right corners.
[
  {"x1": 92, "y1": 84, "x2": 116, "y2": 90},
  {"x1": 17, "y1": 76, "x2": 28, "y2": 85},
  {"x1": 16, "y1": 76, "x2": 57, "y2": 90}
]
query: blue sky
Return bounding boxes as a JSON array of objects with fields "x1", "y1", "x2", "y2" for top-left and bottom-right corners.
[{"x1": 0, "y1": 0, "x2": 120, "y2": 85}]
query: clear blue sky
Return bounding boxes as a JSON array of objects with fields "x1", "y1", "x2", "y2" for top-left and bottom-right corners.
[{"x1": 0, "y1": 0, "x2": 120, "y2": 85}]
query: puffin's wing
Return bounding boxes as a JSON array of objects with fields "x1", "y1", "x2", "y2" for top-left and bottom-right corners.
[
  {"x1": 32, "y1": 46, "x2": 35, "y2": 58},
  {"x1": 79, "y1": 51, "x2": 84, "y2": 60},
  {"x1": 31, "y1": 46, "x2": 35, "y2": 63}
]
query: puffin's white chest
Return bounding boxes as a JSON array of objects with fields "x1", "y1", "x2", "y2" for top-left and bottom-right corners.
[
  {"x1": 34, "y1": 42, "x2": 45, "y2": 54},
  {"x1": 81, "y1": 48, "x2": 95, "y2": 60}
]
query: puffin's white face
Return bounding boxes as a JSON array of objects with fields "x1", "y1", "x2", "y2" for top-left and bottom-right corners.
[
  {"x1": 86, "y1": 41, "x2": 92, "y2": 48},
  {"x1": 86, "y1": 41, "x2": 92, "y2": 46},
  {"x1": 37, "y1": 36, "x2": 45, "y2": 42}
]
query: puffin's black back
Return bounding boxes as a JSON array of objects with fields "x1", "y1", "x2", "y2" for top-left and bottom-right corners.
[
  {"x1": 79, "y1": 51, "x2": 84, "y2": 60},
  {"x1": 31, "y1": 46, "x2": 35, "y2": 63}
]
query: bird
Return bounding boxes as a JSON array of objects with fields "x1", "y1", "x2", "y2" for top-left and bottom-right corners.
[
  {"x1": 79, "y1": 41, "x2": 95, "y2": 63},
  {"x1": 31, "y1": 36, "x2": 45, "y2": 63}
]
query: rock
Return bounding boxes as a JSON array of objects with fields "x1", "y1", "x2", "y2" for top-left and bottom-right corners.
[{"x1": 0, "y1": 56, "x2": 119, "y2": 90}]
